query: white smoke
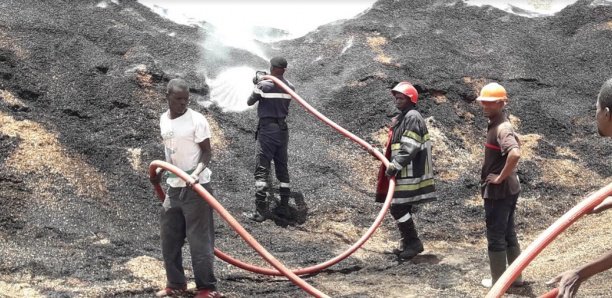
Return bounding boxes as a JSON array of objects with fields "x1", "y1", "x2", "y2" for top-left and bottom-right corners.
[
  {"x1": 200, "y1": 22, "x2": 268, "y2": 62},
  {"x1": 341, "y1": 36, "x2": 354, "y2": 55},
  {"x1": 463, "y1": 0, "x2": 580, "y2": 17},
  {"x1": 139, "y1": 0, "x2": 587, "y2": 112},
  {"x1": 136, "y1": 1, "x2": 373, "y2": 112}
]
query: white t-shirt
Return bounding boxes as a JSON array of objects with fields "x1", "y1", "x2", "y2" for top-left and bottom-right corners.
[{"x1": 160, "y1": 108, "x2": 212, "y2": 187}]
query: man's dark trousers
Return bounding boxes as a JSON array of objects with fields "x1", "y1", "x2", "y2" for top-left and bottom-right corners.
[
  {"x1": 160, "y1": 183, "x2": 217, "y2": 290},
  {"x1": 254, "y1": 119, "x2": 290, "y2": 198},
  {"x1": 484, "y1": 194, "x2": 520, "y2": 252}
]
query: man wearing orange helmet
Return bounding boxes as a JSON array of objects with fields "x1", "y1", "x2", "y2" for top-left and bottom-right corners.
[
  {"x1": 376, "y1": 82, "x2": 437, "y2": 260},
  {"x1": 476, "y1": 82, "x2": 524, "y2": 288}
]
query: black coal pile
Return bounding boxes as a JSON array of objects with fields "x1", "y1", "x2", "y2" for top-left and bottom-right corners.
[{"x1": 0, "y1": 0, "x2": 610, "y2": 297}]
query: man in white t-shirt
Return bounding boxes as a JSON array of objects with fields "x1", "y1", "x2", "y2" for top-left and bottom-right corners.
[{"x1": 150, "y1": 79, "x2": 221, "y2": 298}]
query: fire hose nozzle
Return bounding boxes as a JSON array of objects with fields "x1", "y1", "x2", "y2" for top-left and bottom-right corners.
[{"x1": 253, "y1": 70, "x2": 268, "y2": 84}]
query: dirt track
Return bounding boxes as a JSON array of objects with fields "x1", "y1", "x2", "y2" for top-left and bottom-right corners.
[{"x1": 0, "y1": 0, "x2": 611, "y2": 297}]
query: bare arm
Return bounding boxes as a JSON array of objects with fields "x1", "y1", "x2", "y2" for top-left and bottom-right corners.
[
  {"x1": 186, "y1": 138, "x2": 211, "y2": 187},
  {"x1": 576, "y1": 251, "x2": 612, "y2": 280},
  {"x1": 548, "y1": 250, "x2": 612, "y2": 298},
  {"x1": 193, "y1": 138, "x2": 211, "y2": 176}
]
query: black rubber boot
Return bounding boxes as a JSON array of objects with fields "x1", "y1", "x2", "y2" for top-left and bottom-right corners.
[
  {"x1": 245, "y1": 196, "x2": 269, "y2": 223},
  {"x1": 390, "y1": 240, "x2": 405, "y2": 255},
  {"x1": 482, "y1": 250, "x2": 507, "y2": 288},
  {"x1": 276, "y1": 195, "x2": 290, "y2": 218},
  {"x1": 389, "y1": 222, "x2": 407, "y2": 255},
  {"x1": 507, "y1": 246, "x2": 524, "y2": 286},
  {"x1": 276, "y1": 185, "x2": 291, "y2": 218},
  {"x1": 396, "y1": 219, "x2": 424, "y2": 260},
  {"x1": 399, "y1": 239, "x2": 424, "y2": 260}
]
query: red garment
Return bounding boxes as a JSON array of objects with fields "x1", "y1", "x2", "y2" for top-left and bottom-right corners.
[{"x1": 375, "y1": 129, "x2": 393, "y2": 202}]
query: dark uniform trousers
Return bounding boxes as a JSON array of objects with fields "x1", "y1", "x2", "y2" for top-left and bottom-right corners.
[
  {"x1": 255, "y1": 117, "x2": 290, "y2": 200},
  {"x1": 484, "y1": 194, "x2": 520, "y2": 252},
  {"x1": 160, "y1": 183, "x2": 217, "y2": 290}
]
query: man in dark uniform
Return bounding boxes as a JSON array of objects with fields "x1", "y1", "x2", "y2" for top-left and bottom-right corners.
[{"x1": 245, "y1": 57, "x2": 295, "y2": 222}]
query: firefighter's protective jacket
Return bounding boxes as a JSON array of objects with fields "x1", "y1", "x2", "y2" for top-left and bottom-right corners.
[{"x1": 376, "y1": 108, "x2": 437, "y2": 204}]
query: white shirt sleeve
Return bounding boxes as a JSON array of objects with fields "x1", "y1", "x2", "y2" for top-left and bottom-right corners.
[
  {"x1": 159, "y1": 111, "x2": 172, "y2": 162},
  {"x1": 193, "y1": 112, "x2": 212, "y2": 143}
]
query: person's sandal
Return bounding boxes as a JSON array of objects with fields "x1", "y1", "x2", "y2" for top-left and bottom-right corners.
[
  {"x1": 155, "y1": 285, "x2": 187, "y2": 297},
  {"x1": 195, "y1": 289, "x2": 224, "y2": 298}
]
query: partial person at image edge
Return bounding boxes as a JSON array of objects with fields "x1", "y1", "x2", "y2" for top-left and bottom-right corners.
[{"x1": 546, "y1": 78, "x2": 612, "y2": 298}]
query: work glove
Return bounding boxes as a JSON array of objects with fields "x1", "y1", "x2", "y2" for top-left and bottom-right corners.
[{"x1": 385, "y1": 162, "x2": 399, "y2": 177}]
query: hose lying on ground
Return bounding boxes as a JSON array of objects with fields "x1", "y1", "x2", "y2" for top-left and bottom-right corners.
[
  {"x1": 150, "y1": 160, "x2": 329, "y2": 298},
  {"x1": 150, "y1": 75, "x2": 398, "y2": 296}
]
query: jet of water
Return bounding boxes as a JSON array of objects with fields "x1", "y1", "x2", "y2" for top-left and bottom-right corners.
[{"x1": 203, "y1": 66, "x2": 259, "y2": 113}]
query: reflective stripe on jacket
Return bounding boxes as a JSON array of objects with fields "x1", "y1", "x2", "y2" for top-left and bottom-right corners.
[{"x1": 388, "y1": 109, "x2": 436, "y2": 204}]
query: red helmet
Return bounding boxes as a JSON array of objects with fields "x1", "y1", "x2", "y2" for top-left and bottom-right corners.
[{"x1": 391, "y1": 82, "x2": 418, "y2": 104}]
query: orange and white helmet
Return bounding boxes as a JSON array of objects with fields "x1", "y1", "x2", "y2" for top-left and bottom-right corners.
[
  {"x1": 477, "y1": 82, "x2": 508, "y2": 102},
  {"x1": 391, "y1": 82, "x2": 418, "y2": 104}
]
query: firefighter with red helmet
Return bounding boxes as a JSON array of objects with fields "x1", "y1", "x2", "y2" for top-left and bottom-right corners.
[{"x1": 376, "y1": 82, "x2": 437, "y2": 260}]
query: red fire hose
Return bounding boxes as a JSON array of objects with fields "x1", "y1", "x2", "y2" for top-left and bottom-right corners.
[
  {"x1": 150, "y1": 75, "x2": 397, "y2": 296},
  {"x1": 206, "y1": 179, "x2": 395, "y2": 276},
  {"x1": 486, "y1": 182, "x2": 612, "y2": 298},
  {"x1": 262, "y1": 75, "x2": 389, "y2": 162},
  {"x1": 539, "y1": 288, "x2": 559, "y2": 298},
  {"x1": 202, "y1": 75, "x2": 394, "y2": 275},
  {"x1": 209, "y1": 75, "x2": 395, "y2": 276},
  {"x1": 150, "y1": 161, "x2": 329, "y2": 298}
]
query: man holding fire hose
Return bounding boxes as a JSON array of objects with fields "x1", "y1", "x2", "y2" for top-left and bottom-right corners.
[{"x1": 245, "y1": 57, "x2": 296, "y2": 223}]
